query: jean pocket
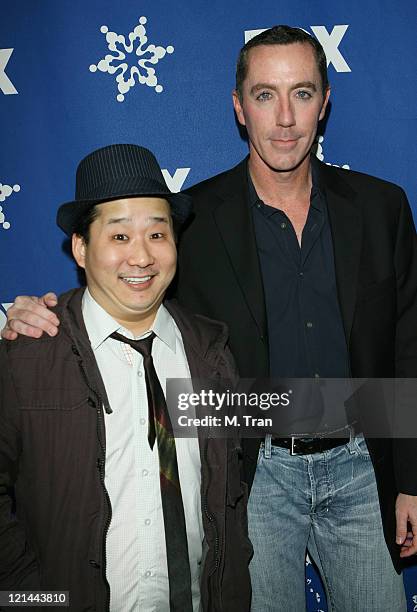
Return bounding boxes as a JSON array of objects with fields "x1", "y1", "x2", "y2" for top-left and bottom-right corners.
[{"x1": 353, "y1": 435, "x2": 371, "y2": 459}]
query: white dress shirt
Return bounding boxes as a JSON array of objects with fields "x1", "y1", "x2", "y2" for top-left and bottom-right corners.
[{"x1": 82, "y1": 289, "x2": 203, "y2": 612}]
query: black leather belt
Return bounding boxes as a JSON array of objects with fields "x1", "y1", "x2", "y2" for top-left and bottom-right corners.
[{"x1": 271, "y1": 436, "x2": 350, "y2": 455}]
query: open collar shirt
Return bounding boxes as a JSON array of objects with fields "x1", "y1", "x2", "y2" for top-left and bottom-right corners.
[
  {"x1": 82, "y1": 289, "x2": 202, "y2": 612},
  {"x1": 247, "y1": 160, "x2": 350, "y2": 433}
]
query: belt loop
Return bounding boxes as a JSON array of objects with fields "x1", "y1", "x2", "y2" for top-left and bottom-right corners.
[
  {"x1": 347, "y1": 424, "x2": 356, "y2": 453},
  {"x1": 264, "y1": 434, "x2": 272, "y2": 459}
]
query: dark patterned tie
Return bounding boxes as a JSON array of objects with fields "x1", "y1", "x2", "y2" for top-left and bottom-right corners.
[{"x1": 110, "y1": 331, "x2": 193, "y2": 612}]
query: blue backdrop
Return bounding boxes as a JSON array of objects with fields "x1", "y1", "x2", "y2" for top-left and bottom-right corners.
[{"x1": 1, "y1": 1, "x2": 417, "y2": 608}]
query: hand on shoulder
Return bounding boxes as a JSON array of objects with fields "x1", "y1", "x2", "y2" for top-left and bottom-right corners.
[{"x1": 1, "y1": 292, "x2": 60, "y2": 340}]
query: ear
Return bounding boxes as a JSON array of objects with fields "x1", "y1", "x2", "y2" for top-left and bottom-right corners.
[
  {"x1": 319, "y1": 86, "x2": 331, "y2": 121},
  {"x1": 72, "y1": 234, "x2": 87, "y2": 269},
  {"x1": 232, "y1": 90, "x2": 246, "y2": 127}
]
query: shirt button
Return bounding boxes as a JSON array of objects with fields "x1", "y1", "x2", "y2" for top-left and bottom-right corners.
[
  {"x1": 306, "y1": 321, "x2": 313, "y2": 329},
  {"x1": 280, "y1": 222, "x2": 287, "y2": 229},
  {"x1": 142, "y1": 469, "x2": 149, "y2": 477},
  {"x1": 256, "y1": 203, "x2": 261, "y2": 209},
  {"x1": 138, "y1": 371, "x2": 143, "y2": 377},
  {"x1": 144, "y1": 518, "x2": 151, "y2": 525},
  {"x1": 299, "y1": 271, "x2": 304, "y2": 277},
  {"x1": 144, "y1": 571, "x2": 152, "y2": 578},
  {"x1": 140, "y1": 418, "x2": 146, "y2": 425},
  {"x1": 314, "y1": 373, "x2": 320, "y2": 378}
]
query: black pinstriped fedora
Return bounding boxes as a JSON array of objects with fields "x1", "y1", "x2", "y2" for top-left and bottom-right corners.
[{"x1": 57, "y1": 144, "x2": 193, "y2": 236}]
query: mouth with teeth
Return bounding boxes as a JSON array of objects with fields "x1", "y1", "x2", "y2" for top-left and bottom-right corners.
[{"x1": 120, "y1": 275, "x2": 154, "y2": 289}]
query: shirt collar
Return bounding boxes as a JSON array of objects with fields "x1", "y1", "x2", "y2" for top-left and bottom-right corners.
[
  {"x1": 82, "y1": 289, "x2": 177, "y2": 352},
  {"x1": 247, "y1": 165, "x2": 262, "y2": 209},
  {"x1": 246, "y1": 154, "x2": 325, "y2": 213}
]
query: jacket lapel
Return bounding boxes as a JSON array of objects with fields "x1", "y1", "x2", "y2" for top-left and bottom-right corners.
[
  {"x1": 319, "y1": 161, "x2": 362, "y2": 346},
  {"x1": 212, "y1": 160, "x2": 267, "y2": 340}
]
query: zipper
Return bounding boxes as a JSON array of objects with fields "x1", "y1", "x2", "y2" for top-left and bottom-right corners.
[
  {"x1": 202, "y1": 440, "x2": 220, "y2": 574},
  {"x1": 73, "y1": 347, "x2": 112, "y2": 612},
  {"x1": 96, "y1": 404, "x2": 112, "y2": 612}
]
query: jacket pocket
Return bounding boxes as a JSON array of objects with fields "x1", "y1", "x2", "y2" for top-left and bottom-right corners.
[{"x1": 15, "y1": 359, "x2": 88, "y2": 410}]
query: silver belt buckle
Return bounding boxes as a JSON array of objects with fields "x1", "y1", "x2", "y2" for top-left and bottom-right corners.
[{"x1": 290, "y1": 437, "x2": 297, "y2": 455}]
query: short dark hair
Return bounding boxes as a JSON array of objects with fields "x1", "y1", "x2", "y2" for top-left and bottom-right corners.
[
  {"x1": 235, "y1": 25, "x2": 329, "y2": 101},
  {"x1": 72, "y1": 204, "x2": 100, "y2": 243},
  {"x1": 72, "y1": 200, "x2": 179, "y2": 243}
]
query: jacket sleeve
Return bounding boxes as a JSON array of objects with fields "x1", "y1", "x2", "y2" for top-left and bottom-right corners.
[
  {"x1": 0, "y1": 342, "x2": 40, "y2": 589},
  {"x1": 392, "y1": 189, "x2": 417, "y2": 494}
]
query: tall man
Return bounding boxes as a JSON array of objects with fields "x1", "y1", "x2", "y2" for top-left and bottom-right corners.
[
  {"x1": 4, "y1": 26, "x2": 417, "y2": 611},
  {"x1": 0, "y1": 144, "x2": 252, "y2": 611}
]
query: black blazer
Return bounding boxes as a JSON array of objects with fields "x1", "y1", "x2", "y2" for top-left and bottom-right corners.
[{"x1": 177, "y1": 157, "x2": 417, "y2": 571}]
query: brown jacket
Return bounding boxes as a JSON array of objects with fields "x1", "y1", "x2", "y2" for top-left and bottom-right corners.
[{"x1": 0, "y1": 288, "x2": 252, "y2": 611}]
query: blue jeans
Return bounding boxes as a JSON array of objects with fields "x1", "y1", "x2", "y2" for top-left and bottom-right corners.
[{"x1": 248, "y1": 434, "x2": 406, "y2": 611}]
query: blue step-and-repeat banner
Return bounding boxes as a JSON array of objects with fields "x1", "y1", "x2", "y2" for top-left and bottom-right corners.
[{"x1": 1, "y1": 1, "x2": 417, "y2": 609}]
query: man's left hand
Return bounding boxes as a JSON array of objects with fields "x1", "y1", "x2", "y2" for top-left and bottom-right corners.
[{"x1": 396, "y1": 493, "x2": 417, "y2": 557}]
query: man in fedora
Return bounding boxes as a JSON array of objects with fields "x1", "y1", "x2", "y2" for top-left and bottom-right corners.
[{"x1": 0, "y1": 144, "x2": 252, "y2": 611}]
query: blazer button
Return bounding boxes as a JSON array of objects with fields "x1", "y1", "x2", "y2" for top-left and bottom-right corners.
[
  {"x1": 71, "y1": 345, "x2": 80, "y2": 356},
  {"x1": 89, "y1": 560, "x2": 100, "y2": 569}
]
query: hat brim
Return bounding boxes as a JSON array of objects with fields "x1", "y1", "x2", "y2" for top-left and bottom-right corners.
[{"x1": 56, "y1": 177, "x2": 193, "y2": 236}]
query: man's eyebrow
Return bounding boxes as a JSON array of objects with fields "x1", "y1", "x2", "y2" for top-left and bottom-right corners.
[
  {"x1": 146, "y1": 216, "x2": 169, "y2": 225},
  {"x1": 251, "y1": 83, "x2": 277, "y2": 95},
  {"x1": 106, "y1": 217, "x2": 132, "y2": 225},
  {"x1": 105, "y1": 216, "x2": 169, "y2": 225},
  {"x1": 251, "y1": 81, "x2": 318, "y2": 94},
  {"x1": 292, "y1": 81, "x2": 317, "y2": 92}
]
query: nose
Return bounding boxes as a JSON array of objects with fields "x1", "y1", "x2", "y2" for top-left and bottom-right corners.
[
  {"x1": 275, "y1": 96, "x2": 295, "y2": 128},
  {"x1": 126, "y1": 239, "x2": 154, "y2": 268}
]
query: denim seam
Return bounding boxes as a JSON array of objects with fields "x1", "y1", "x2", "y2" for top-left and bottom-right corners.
[
  {"x1": 308, "y1": 527, "x2": 336, "y2": 612},
  {"x1": 264, "y1": 434, "x2": 272, "y2": 459}
]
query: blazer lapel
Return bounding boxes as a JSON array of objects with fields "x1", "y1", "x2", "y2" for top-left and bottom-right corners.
[
  {"x1": 212, "y1": 160, "x2": 267, "y2": 340},
  {"x1": 209, "y1": 157, "x2": 362, "y2": 350},
  {"x1": 319, "y1": 161, "x2": 362, "y2": 346}
]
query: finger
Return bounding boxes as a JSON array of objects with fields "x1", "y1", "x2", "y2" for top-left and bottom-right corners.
[
  {"x1": 13, "y1": 295, "x2": 59, "y2": 324},
  {"x1": 400, "y1": 531, "x2": 414, "y2": 547},
  {"x1": 395, "y1": 513, "x2": 408, "y2": 545},
  {"x1": 8, "y1": 304, "x2": 60, "y2": 330},
  {"x1": 1, "y1": 326, "x2": 18, "y2": 340},
  {"x1": 14, "y1": 295, "x2": 44, "y2": 307},
  {"x1": 7, "y1": 315, "x2": 57, "y2": 338},
  {"x1": 400, "y1": 535, "x2": 417, "y2": 557},
  {"x1": 41, "y1": 292, "x2": 58, "y2": 307}
]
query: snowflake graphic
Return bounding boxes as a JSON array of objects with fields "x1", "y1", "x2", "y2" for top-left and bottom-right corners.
[
  {"x1": 0, "y1": 182, "x2": 20, "y2": 230},
  {"x1": 89, "y1": 16, "x2": 174, "y2": 102}
]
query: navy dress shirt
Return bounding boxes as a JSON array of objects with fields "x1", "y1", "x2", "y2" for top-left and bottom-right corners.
[{"x1": 248, "y1": 163, "x2": 350, "y2": 433}]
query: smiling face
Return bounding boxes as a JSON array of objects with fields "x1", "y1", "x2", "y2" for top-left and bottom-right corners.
[
  {"x1": 72, "y1": 197, "x2": 177, "y2": 335},
  {"x1": 233, "y1": 42, "x2": 330, "y2": 177}
]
